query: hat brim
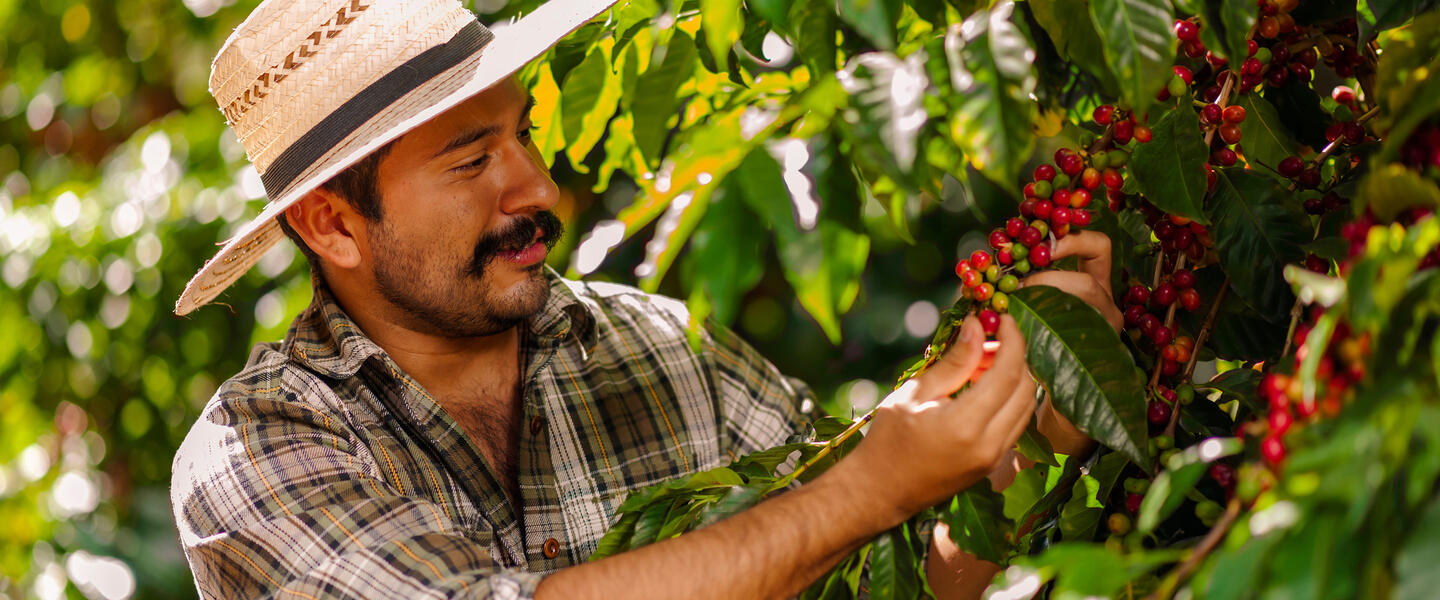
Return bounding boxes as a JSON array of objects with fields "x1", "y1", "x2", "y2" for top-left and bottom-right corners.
[{"x1": 175, "y1": 0, "x2": 618, "y2": 316}]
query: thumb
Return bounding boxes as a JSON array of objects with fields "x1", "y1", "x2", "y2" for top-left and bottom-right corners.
[{"x1": 910, "y1": 316, "x2": 986, "y2": 401}]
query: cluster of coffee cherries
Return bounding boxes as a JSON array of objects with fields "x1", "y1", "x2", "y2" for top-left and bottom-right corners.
[
  {"x1": 1256, "y1": 317, "x2": 1369, "y2": 465},
  {"x1": 956, "y1": 144, "x2": 1142, "y2": 337}
]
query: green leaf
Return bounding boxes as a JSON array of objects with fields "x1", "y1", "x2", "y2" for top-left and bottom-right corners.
[
  {"x1": 1058, "y1": 452, "x2": 1128, "y2": 542},
  {"x1": 839, "y1": 52, "x2": 931, "y2": 174},
  {"x1": 631, "y1": 30, "x2": 698, "y2": 168},
  {"x1": 1004, "y1": 465, "x2": 1051, "y2": 521},
  {"x1": 1202, "y1": 367, "x2": 1263, "y2": 412},
  {"x1": 591, "y1": 512, "x2": 642, "y2": 560},
  {"x1": 732, "y1": 150, "x2": 870, "y2": 343},
  {"x1": 1219, "y1": 0, "x2": 1260, "y2": 63},
  {"x1": 944, "y1": 1, "x2": 1039, "y2": 187},
  {"x1": 1205, "y1": 533, "x2": 1280, "y2": 600},
  {"x1": 1376, "y1": 11, "x2": 1440, "y2": 156},
  {"x1": 699, "y1": 0, "x2": 742, "y2": 72},
  {"x1": 1234, "y1": 94, "x2": 1298, "y2": 172},
  {"x1": 835, "y1": 0, "x2": 901, "y2": 50},
  {"x1": 944, "y1": 479, "x2": 1015, "y2": 564},
  {"x1": 1207, "y1": 168, "x2": 1310, "y2": 317},
  {"x1": 870, "y1": 524, "x2": 922, "y2": 600},
  {"x1": 1357, "y1": 0, "x2": 1440, "y2": 40},
  {"x1": 682, "y1": 183, "x2": 766, "y2": 325},
  {"x1": 1088, "y1": 0, "x2": 1177, "y2": 115},
  {"x1": 787, "y1": 1, "x2": 839, "y2": 74},
  {"x1": 1009, "y1": 286, "x2": 1152, "y2": 469},
  {"x1": 1137, "y1": 437, "x2": 1241, "y2": 533},
  {"x1": 1357, "y1": 164, "x2": 1440, "y2": 222},
  {"x1": 560, "y1": 45, "x2": 624, "y2": 171},
  {"x1": 1016, "y1": 417, "x2": 1061, "y2": 467},
  {"x1": 1129, "y1": 106, "x2": 1210, "y2": 224},
  {"x1": 1029, "y1": 0, "x2": 1120, "y2": 94},
  {"x1": 1016, "y1": 542, "x2": 1184, "y2": 596}
]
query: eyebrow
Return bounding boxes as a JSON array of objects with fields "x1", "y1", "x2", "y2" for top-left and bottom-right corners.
[{"x1": 432, "y1": 96, "x2": 538, "y2": 161}]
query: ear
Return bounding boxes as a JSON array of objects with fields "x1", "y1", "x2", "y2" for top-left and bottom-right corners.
[{"x1": 283, "y1": 188, "x2": 366, "y2": 270}]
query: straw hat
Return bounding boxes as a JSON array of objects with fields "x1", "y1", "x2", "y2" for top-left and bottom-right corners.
[{"x1": 175, "y1": 0, "x2": 618, "y2": 315}]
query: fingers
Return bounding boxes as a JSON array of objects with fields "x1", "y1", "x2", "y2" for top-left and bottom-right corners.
[
  {"x1": 1021, "y1": 271, "x2": 1124, "y2": 332},
  {"x1": 1051, "y1": 231, "x2": 1113, "y2": 297},
  {"x1": 994, "y1": 376, "x2": 1038, "y2": 448},
  {"x1": 955, "y1": 315, "x2": 1028, "y2": 416},
  {"x1": 909, "y1": 317, "x2": 986, "y2": 401}
]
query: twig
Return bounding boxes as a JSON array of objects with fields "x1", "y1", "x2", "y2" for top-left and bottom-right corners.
[
  {"x1": 765, "y1": 412, "x2": 875, "y2": 495},
  {"x1": 1279, "y1": 298, "x2": 1305, "y2": 358},
  {"x1": 1149, "y1": 254, "x2": 1187, "y2": 389},
  {"x1": 1145, "y1": 498, "x2": 1243, "y2": 600},
  {"x1": 1166, "y1": 278, "x2": 1230, "y2": 437},
  {"x1": 1201, "y1": 77, "x2": 1236, "y2": 148},
  {"x1": 1289, "y1": 106, "x2": 1381, "y2": 191}
]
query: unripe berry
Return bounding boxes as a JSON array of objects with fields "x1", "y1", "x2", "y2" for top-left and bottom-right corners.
[
  {"x1": 998, "y1": 274, "x2": 1020, "y2": 293},
  {"x1": 1167, "y1": 75, "x2": 1189, "y2": 98},
  {"x1": 1032, "y1": 179, "x2": 1053, "y2": 198},
  {"x1": 1013, "y1": 258, "x2": 1032, "y2": 274},
  {"x1": 991, "y1": 291, "x2": 1009, "y2": 312},
  {"x1": 1030, "y1": 220, "x2": 1050, "y2": 239},
  {"x1": 1176, "y1": 384, "x2": 1195, "y2": 404},
  {"x1": 1010, "y1": 242, "x2": 1029, "y2": 261}
]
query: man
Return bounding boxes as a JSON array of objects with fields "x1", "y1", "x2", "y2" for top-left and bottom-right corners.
[{"x1": 170, "y1": 0, "x2": 1120, "y2": 598}]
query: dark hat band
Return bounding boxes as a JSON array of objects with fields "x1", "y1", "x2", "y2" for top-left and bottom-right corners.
[{"x1": 260, "y1": 20, "x2": 494, "y2": 197}]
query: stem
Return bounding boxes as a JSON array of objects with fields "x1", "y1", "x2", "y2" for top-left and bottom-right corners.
[
  {"x1": 1289, "y1": 106, "x2": 1381, "y2": 191},
  {"x1": 1146, "y1": 498, "x2": 1243, "y2": 600},
  {"x1": 764, "y1": 411, "x2": 876, "y2": 495},
  {"x1": 1149, "y1": 254, "x2": 1186, "y2": 389},
  {"x1": 1166, "y1": 278, "x2": 1230, "y2": 437},
  {"x1": 1201, "y1": 77, "x2": 1236, "y2": 148},
  {"x1": 1279, "y1": 297, "x2": 1305, "y2": 358}
]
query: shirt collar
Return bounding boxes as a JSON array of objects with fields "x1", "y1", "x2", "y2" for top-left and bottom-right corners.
[{"x1": 282, "y1": 267, "x2": 598, "y2": 380}]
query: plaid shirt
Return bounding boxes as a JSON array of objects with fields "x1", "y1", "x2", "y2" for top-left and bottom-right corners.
[{"x1": 171, "y1": 268, "x2": 812, "y2": 599}]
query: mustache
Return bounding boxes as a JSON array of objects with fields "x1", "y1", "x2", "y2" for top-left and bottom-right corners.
[{"x1": 466, "y1": 210, "x2": 564, "y2": 278}]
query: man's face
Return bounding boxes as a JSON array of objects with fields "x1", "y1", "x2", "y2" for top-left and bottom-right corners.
[{"x1": 362, "y1": 77, "x2": 563, "y2": 338}]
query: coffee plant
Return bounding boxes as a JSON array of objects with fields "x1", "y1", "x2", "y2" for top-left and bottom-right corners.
[{"x1": 527, "y1": 0, "x2": 1440, "y2": 597}]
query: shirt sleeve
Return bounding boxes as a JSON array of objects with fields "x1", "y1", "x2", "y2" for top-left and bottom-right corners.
[
  {"x1": 700, "y1": 320, "x2": 815, "y2": 461},
  {"x1": 171, "y1": 371, "x2": 541, "y2": 600}
]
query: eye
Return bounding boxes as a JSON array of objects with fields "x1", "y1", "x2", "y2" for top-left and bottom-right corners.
[
  {"x1": 518, "y1": 124, "x2": 535, "y2": 142},
  {"x1": 455, "y1": 154, "x2": 490, "y2": 173}
]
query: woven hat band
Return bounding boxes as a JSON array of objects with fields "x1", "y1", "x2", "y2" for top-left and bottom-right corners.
[{"x1": 260, "y1": 21, "x2": 493, "y2": 197}]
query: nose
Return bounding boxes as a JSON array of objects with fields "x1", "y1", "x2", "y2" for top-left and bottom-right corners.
[{"x1": 497, "y1": 136, "x2": 560, "y2": 216}]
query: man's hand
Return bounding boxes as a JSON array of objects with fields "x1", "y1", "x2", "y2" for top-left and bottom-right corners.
[
  {"x1": 841, "y1": 314, "x2": 1037, "y2": 522},
  {"x1": 1021, "y1": 230, "x2": 1123, "y2": 332}
]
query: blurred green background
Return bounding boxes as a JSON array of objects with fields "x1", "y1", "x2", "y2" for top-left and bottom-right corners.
[{"x1": 0, "y1": 1, "x2": 999, "y2": 598}]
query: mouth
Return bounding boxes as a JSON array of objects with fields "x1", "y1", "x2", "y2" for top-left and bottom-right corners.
[{"x1": 499, "y1": 231, "x2": 548, "y2": 267}]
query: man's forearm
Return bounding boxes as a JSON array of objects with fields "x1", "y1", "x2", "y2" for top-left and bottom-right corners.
[{"x1": 537, "y1": 461, "x2": 903, "y2": 600}]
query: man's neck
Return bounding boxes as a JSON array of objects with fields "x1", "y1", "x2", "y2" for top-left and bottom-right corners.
[{"x1": 327, "y1": 281, "x2": 524, "y2": 401}]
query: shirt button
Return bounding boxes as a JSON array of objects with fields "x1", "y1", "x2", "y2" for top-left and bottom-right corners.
[
  {"x1": 543, "y1": 538, "x2": 560, "y2": 559},
  {"x1": 529, "y1": 415, "x2": 545, "y2": 436}
]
